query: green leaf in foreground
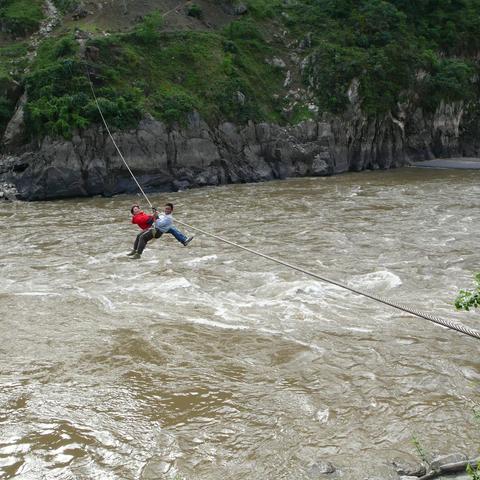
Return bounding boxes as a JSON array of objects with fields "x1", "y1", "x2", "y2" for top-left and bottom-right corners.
[{"x1": 455, "y1": 273, "x2": 480, "y2": 311}]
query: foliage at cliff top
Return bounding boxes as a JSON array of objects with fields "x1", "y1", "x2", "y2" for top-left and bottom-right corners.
[
  {"x1": 0, "y1": 0, "x2": 44, "y2": 36},
  {"x1": 2, "y1": 0, "x2": 480, "y2": 138}
]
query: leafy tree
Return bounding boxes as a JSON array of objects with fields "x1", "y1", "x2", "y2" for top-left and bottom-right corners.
[
  {"x1": 186, "y1": 3, "x2": 202, "y2": 19},
  {"x1": 131, "y1": 10, "x2": 164, "y2": 45},
  {"x1": 455, "y1": 273, "x2": 480, "y2": 311},
  {"x1": 150, "y1": 88, "x2": 198, "y2": 125}
]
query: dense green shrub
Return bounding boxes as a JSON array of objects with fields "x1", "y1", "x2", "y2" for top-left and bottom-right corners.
[
  {"x1": 0, "y1": 0, "x2": 44, "y2": 36},
  {"x1": 352, "y1": 0, "x2": 408, "y2": 48},
  {"x1": 25, "y1": 85, "x2": 143, "y2": 139},
  {"x1": 244, "y1": 0, "x2": 281, "y2": 19},
  {"x1": 224, "y1": 19, "x2": 264, "y2": 46},
  {"x1": 283, "y1": 0, "x2": 479, "y2": 115},
  {"x1": 213, "y1": 78, "x2": 261, "y2": 122},
  {"x1": 131, "y1": 10, "x2": 164, "y2": 45},
  {"x1": 417, "y1": 56, "x2": 476, "y2": 111},
  {"x1": 53, "y1": 37, "x2": 77, "y2": 58},
  {"x1": 52, "y1": 0, "x2": 78, "y2": 13},
  {"x1": 24, "y1": 35, "x2": 139, "y2": 138},
  {"x1": 92, "y1": 87, "x2": 143, "y2": 128},
  {"x1": 150, "y1": 88, "x2": 198, "y2": 125},
  {"x1": 359, "y1": 43, "x2": 416, "y2": 113},
  {"x1": 303, "y1": 43, "x2": 365, "y2": 112},
  {"x1": 186, "y1": 3, "x2": 202, "y2": 19},
  {"x1": 26, "y1": 94, "x2": 89, "y2": 138}
]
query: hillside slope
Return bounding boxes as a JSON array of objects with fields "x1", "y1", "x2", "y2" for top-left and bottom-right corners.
[{"x1": 1, "y1": 0, "x2": 480, "y2": 199}]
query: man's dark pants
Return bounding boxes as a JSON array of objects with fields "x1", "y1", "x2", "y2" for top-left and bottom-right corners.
[{"x1": 134, "y1": 229, "x2": 163, "y2": 255}]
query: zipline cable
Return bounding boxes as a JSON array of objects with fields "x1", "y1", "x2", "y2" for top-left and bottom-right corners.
[
  {"x1": 85, "y1": 69, "x2": 153, "y2": 210},
  {"x1": 173, "y1": 217, "x2": 480, "y2": 341},
  {"x1": 84, "y1": 2, "x2": 184, "y2": 210},
  {"x1": 84, "y1": 60, "x2": 480, "y2": 342}
]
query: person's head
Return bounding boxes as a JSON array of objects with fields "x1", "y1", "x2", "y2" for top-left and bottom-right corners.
[
  {"x1": 131, "y1": 205, "x2": 141, "y2": 215},
  {"x1": 164, "y1": 203, "x2": 174, "y2": 215}
]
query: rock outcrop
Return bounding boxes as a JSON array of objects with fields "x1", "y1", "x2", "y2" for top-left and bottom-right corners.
[{"x1": 0, "y1": 96, "x2": 475, "y2": 201}]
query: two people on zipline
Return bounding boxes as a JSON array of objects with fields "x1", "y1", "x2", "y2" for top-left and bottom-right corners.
[{"x1": 128, "y1": 203, "x2": 194, "y2": 259}]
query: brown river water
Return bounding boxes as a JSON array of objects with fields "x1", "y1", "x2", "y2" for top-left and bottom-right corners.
[{"x1": 1, "y1": 168, "x2": 479, "y2": 479}]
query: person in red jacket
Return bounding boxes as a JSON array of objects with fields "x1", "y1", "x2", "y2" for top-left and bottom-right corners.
[{"x1": 131, "y1": 205, "x2": 154, "y2": 230}]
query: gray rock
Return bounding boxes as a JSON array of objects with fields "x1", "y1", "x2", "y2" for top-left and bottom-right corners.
[
  {"x1": 430, "y1": 453, "x2": 468, "y2": 471},
  {"x1": 234, "y1": 91, "x2": 246, "y2": 105},
  {"x1": 311, "y1": 153, "x2": 330, "y2": 176},
  {"x1": 2, "y1": 92, "x2": 27, "y2": 147},
  {"x1": 221, "y1": 1, "x2": 248, "y2": 15},
  {"x1": 173, "y1": 179, "x2": 190, "y2": 191},
  {"x1": 307, "y1": 460, "x2": 336, "y2": 477},
  {"x1": 233, "y1": 2, "x2": 248, "y2": 15},
  {"x1": 267, "y1": 57, "x2": 286, "y2": 69},
  {"x1": 299, "y1": 32, "x2": 313, "y2": 49},
  {"x1": 72, "y1": 5, "x2": 89, "y2": 20},
  {"x1": 0, "y1": 182, "x2": 19, "y2": 201},
  {"x1": 392, "y1": 458, "x2": 426, "y2": 476}
]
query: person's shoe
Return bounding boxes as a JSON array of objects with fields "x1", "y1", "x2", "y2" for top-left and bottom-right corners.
[
  {"x1": 129, "y1": 252, "x2": 141, "y2": 259},
  {"x1": 183, "y1": 235, "x2": 194, "y2": 246},
  {"x1": 126, "y1": 250, "x2": 137, "y2": 256}
]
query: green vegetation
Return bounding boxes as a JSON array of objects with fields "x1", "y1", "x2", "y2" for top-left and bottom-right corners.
[
  {"x1": 130, "y1": 10, "x2": 164, "y2": 45},
  {"x1": 0, "y1": 0, "x2": 44, "y2": 36},
  {"x1": 17, "y1": 9, "x2": 283, "y2": 138},
  {"x1": 1, "y1": 0, "x2": 480, "y2": 139},
  {"x1": 23, "y1": 34, "x2": 143, "y2": 138},
  {"x1": 244, "y1": 0, "x2": 281, "y2": 20},
  {"x1": 82, "y1": 17, "x2": 283, "y2": 130},
  {"x1": 467, "y1": 463, "x2": 480, "y2": 480},
  {"x1": 186, "y1": 3, "x2": 202, "y2": 19},
  {"x1": 52, "y1": 0, "x2": 78, "y2": 14},
  {"x1": 0, "y1": 42, "x2": 28, "y2": 79},
  {"x1": 455, "y1": 273, "x2": 480, "y2": 311},
  {"x1": 466, "y1": 407, "x2": 480, "y2": 479},
  {"x1": 282, "y1": 0, "x2": 479, "y2": 114},
  {"x1": 411, "y1": 434, "x2": 430, "y2": 465}
]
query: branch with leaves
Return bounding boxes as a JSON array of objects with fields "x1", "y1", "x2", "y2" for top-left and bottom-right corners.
[{"x1": 455, "y1": 273, "x2": 480, "y2": 311}]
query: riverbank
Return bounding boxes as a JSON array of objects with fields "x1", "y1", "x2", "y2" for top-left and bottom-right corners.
[{"x1": 412, "y1": 158, "x2": 480, "y2": 169}]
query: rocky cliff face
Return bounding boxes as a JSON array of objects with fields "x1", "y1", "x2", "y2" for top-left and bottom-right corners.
[{"x1": 0, "y1": 98, "x2": 475, "y2": 201}]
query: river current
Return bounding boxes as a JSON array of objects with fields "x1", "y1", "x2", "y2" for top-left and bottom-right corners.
[{"x1": 1, "y1": 168, "x2": 479, "y2": 479}]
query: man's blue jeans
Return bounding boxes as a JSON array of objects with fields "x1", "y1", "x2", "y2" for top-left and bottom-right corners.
[{"x1": 167, "y1": 227, "x2": 187, "y2": 244}]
